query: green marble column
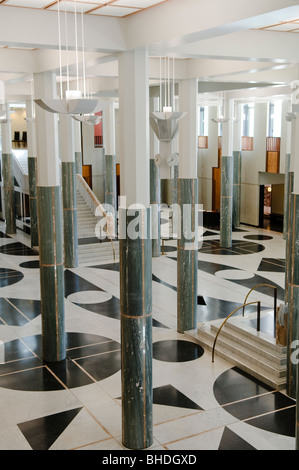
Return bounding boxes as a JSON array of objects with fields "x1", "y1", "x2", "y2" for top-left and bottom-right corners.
[
  {"x1": 177, "y1": 178, "x2": 198, "y2": 333},
  {"x1": 28, "y1": 156, "x2": 38, "y2": 247},
  {"x1": 37, "y1": 185, "x2": 65, "y2": 363},
  {"x1": 220, "y1": 155, "x2": 233, "y2": 248},
  {"x1": 119, "y1": 207, "x2": 153, "y2": 449},
  {"x1": 2, "y1": 153, "x2": 16, "y2": 235},
  {"x1": 62, "y1": 162, "x2": 78, "y2": 268},
  {"x1": 286, "y1": 192, "x2": 299, "y2": 399},
  {"x1": 285, "y1": 171, "x2": 294, "y2": 304},
  {"x1": 104, "y1": 155, "x2": 117, "y2": 236},
  {"x1": 232, "y1": 151, "x2": 241, "y2": 229},
  {"x1": 150, "y1": 158, "x2": 160, "y2": 257},
  {"x1": 283, "y1": 154, "x2": 291, "y2": 240}
]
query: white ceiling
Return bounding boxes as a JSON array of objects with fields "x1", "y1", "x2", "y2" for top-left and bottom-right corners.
[
  {"x1": 0, "y1": 0, "x2": 168, "y2": 17},
  {"x1": 0, "y1": 0, "x2": 299, "y2": 104}
]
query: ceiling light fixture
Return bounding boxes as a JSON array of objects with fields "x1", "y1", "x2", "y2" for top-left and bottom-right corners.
[
  {"x1": 150, "y1": 56, "x2": 186, "y2": 178},
  {"x1": 35, "y1": 0, "x2": 101, "y2": 115}
]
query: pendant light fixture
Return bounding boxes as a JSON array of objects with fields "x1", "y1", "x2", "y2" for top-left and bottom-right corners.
[
  {"x1": 150, "y1": 56, "x2": 186, "y2": 179},
  {"x1": 35, "y1": 0, "x2": 101, "y2": 115}
]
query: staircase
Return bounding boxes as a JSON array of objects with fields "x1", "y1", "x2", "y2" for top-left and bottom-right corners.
[
  {"x1": 13, "y1": 149, "x2": 28, "y2": 174},
  {"x1": 76, "y1": 183, "x2": 119, "y2": 265},
  {"x1": 186, "y1": 311, "x2": 287, "y2": 390}
]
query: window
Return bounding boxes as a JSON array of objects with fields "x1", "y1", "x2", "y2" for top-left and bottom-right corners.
[
  {"x1": 241, "y1": 103, "x2": 254, "y2": 151},
  {"x1": 198, "y1": 106, "x2": 208, "y2": 149},
  {"x1": 198, "y1": 106, "x2": 208, "y2": 136},
  {"x1": 268, "y1": 101, "x2": 282, "y2": 137},
  {"x1": 242, "y1": 103, "x2": 254, "y2": 137}
]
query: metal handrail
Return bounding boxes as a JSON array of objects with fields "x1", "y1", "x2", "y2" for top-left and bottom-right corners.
[
  {"x1": 242, "y1": 284, "x2": 277, "y2": 335},
  {"x1": 211, "y1": 300, "x2": 261, "y2": 363}
]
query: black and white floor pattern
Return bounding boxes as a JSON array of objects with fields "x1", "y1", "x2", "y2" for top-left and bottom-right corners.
[{"x1": 0, "y1": 222, "x2": 295, "y2": 450}]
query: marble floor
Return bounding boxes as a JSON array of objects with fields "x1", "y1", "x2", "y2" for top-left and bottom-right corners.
[{"x1": 0, "y1": 219, "x2": 295, "y2": 451}]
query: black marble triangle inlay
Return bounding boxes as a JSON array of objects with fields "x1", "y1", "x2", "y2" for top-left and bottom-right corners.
[
  {"x1": 218, "y1": 427, "x2": 256, "y2": 450},
  {"x1": 18, "y1": 407, "x2": 83, "y2": 450},
  {"x1": 153, "y1": 384, "x2": 203, "y2": 410}
]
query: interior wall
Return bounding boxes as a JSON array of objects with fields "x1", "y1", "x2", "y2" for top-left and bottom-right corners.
[
  {"x1": 240, "y1": 102, "x2": 268, "y2": 226},
  {"x1": 10, "y1": 108, "x2": 27, "y2": 140},
  {"x1": 198, "y1": 98, "x2": 289, "y2": 226}
]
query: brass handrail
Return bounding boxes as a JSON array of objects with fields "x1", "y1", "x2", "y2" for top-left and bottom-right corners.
[
  {"x1": 211, "y1": 300, "x2": 261, "y2": 363},
  {"x1": 242, "y1": 284, "x2": 277, "y2": 335}
]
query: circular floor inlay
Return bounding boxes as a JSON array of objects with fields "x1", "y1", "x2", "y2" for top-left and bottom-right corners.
[
  {"x1": 67, "y1": 290, "x2": 112, "y2": 304},
  {"x1": 153, "y1": 340, "x2": 204, "y2": 362},
  {"x1": 0, "y1": 268, "x2": 24, "y2": 287},
  {"x1": 243, "y1": 235, "x2": 273, "y2": 241},
  {"x1": 20, "y1": 260, "x2": 40, "y2": 269},
  {"x1": 0, "y1": 333, "x2": 121, "y2": 392},
  {"x1": 199, "y1": 240, "x2": 265, "y2": 255},
  {"x1": 213, "y1": 368, "x2": 296, "y2": 437},
  {"x1": 215, "y1": 269, "x2": 255, "y2": 280}
]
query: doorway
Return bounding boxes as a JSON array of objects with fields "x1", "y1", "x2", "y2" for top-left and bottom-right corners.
[{"x1": 259, "y1": 184, "x2": 283, "y2": 232}]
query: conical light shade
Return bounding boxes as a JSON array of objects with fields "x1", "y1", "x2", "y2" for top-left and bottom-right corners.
[
  {"x1": 35, "y1": 98, "x2": 102, "y2": 115},
  {"x1": 150, "y1": 111, "x2": 186, "y2": 142}
]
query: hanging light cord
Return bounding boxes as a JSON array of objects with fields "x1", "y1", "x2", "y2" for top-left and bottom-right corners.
[{"x1": 57, "y1": 0, "x2": 63, "y2": 99}]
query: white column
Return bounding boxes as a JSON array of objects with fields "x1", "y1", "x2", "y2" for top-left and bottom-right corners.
[
  {"x1": 26, "y1": 99, "x2": 39, "y2": 247},
  {"x1": 1, "y1": 105, "x2": 12, "y2": 154},
  {"x1": 118, "y1": 49, "x2": 149, "y2": 208},
  {"x1": 103, "y1": 101, "x2": 116, "y2": 156},
  {"x1": 60, "y1": 114, "x2": 74, "y2": 163},
  {"x1": 26, "y1": 101, "x2": 37, "y2": 158},
  {"x1": 73, "y1": 118, "x2": 82, "y2": 175},
  {"x1": 73, "y1": 119, "x2": 81, "y2": 153},
  {"x1": 178, "y1": 78, "x2": 198, "y2": 178},
  {"x1": 292, "y1": 115, "x2": 299, "y2": 193},
  {"x1": 150, "y1": 96, "x2": 159, "y2": 158},
  {"x1": 233, "y1": 102, "x2": 242, "y2": 153},
  {"x1": 34, "y1": 71, "x2": 60, "y2": 186},
  {"x1": 222, "y1": 98, "x2": 234, "y2": 157}
]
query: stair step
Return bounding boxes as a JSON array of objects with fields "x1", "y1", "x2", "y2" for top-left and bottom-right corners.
[
  {"x1": 185, "y1": 313, "x2": 287, "y2": 390},
  {"x1": 209, "y1": 322, "x2": 286, "y2": 366},
  {"x1": 76, "y1": 185, "x2": 118, "y2": 265}
]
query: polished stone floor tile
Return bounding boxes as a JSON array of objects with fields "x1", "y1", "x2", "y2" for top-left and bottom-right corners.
[
  {"x1": 0, "y1": 242, "x2": 37, "y2": 256},
  {"x1": 257, "y1": 258, "x2": 285, "y2": 272},
  {"x1": 0, "y1": 366, "x2": 65, "y2": 392},
  {"x1": 245, "y1": 406, "x2": 295, "y2": 437},
  {"x1": 213, "y1": 367, "x2": 274, "y2": 405},
  {"x1": 223, "y1": 391, "x2": 295, "y2": 421},
  {"x1": 0, "y1": 337, "x2": 36, "y2": 362},
  {"x1": 46, "y1": 358, "x2": 94, "y2": 389},
  {"x1": 75, "y1": 350, "x2": 121, "y2": 382},
  {"x1": 0, "y1": 268, "x2": 23, "y2": 288}
]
